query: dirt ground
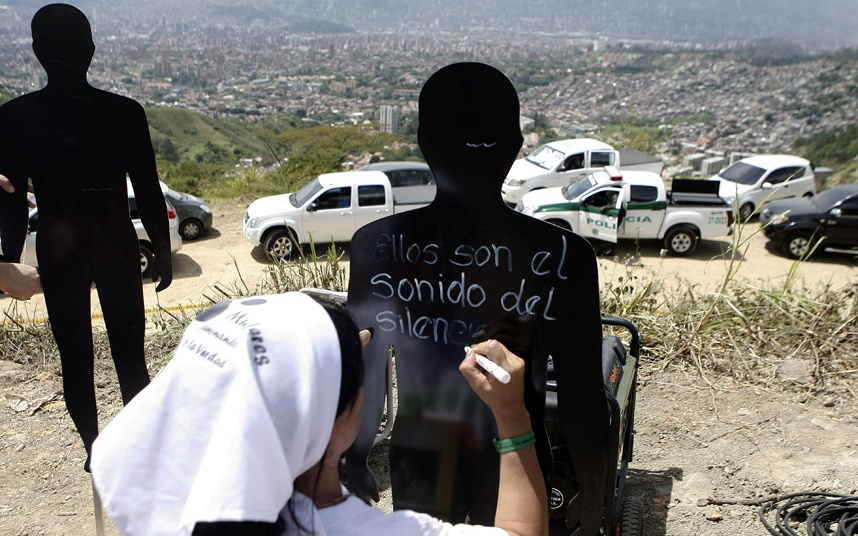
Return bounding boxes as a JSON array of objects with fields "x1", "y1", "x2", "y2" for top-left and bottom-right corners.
[{"x1": 1, "y1": 198, "x2": 857, "y2": 535}]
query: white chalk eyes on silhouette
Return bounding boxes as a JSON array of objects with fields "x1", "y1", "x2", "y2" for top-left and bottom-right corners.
[{"x1": 465, "y1": 142, "x2": 497, "y2": 148}]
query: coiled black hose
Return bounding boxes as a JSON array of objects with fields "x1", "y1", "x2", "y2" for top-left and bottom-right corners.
[{"x1": 759, "y1": 492, "x2": 858, "y2": 536}]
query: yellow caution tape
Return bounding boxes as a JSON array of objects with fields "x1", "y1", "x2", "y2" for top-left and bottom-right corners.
[{"x1": 2, "y1": 303, "x2": 210, "y2": 326}]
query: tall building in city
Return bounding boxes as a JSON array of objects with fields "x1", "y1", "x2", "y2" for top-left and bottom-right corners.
[
  {"x1": 379, "y1": 105, "x2": 398, "y2": 135},
  {"x1": 153, "y1": 58, "x2": 172, "y2": 77}
]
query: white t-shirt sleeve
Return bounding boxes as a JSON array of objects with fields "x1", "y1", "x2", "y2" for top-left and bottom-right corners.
[{"x1": 317, "y1": 496, "x2": 509, "y2": 536}]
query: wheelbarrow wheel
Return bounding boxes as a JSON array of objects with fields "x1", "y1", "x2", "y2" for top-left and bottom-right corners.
[{"x1": 619, "y1": 496, "x2": 644, "y2": 536}]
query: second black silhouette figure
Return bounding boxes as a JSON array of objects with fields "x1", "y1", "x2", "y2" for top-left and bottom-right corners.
[{"x1": 346, "y1": 63, "x2": 608, "y2": 534}]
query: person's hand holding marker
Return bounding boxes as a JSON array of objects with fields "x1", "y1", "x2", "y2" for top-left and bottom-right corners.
[
  {"x1": 461, "y1": 339, "x2": 526, "y2": 424},
  {"x1": 459, "y1": 339, "x2": 548, "y2": 536}
]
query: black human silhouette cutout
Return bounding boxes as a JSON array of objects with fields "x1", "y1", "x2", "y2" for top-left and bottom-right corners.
[
  {"x1": 346, "y1": 62, "x2": 608, "y2": 533},
  {"x1": 0, "y1": 4, "x2": 172, "y2": 471}
]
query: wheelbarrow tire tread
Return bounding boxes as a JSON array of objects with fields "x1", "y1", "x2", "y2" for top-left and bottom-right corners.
[{"x1": 620, "y1": 496, "x2": 644, "y2": 536}]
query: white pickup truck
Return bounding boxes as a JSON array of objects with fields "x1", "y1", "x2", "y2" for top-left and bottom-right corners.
[
  {"x1": 501, "y1": 138, "x2": 663, "y2": 206},
  {"x1": 516, "y1": 168, "x2": 734, "y2": 256},
  {"x1": 243, "y1": 170, "x2": 435, "y2": 259}
]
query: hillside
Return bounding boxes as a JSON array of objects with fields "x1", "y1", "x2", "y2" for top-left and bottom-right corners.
[
  {"x1": 145, "y1": 107, "x2": 271, "y2": 162},
  {"x1": 0, "y1": 86, "x2": 17, "y2": 106},
  {"x1": 145, "y1": 107, "x2": 420, "y2": 199}
]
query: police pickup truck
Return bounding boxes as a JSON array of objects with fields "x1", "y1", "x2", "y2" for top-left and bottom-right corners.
[
  {"x1": 516, "y1": 167, "x2": 733, "y2": 256},
  {"x1": 243, "y1": 170, "x2": 435, "y2": 259}
]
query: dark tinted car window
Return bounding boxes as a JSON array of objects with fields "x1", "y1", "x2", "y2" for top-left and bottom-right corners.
[
  {"x1": 358, "y1": 185, "x2": 386, "y2": 207},
  {"x1": 560, "y1": 153, "x2": 585, "y2": 171},
  {"x1": 582, "y1": 187, "x2": 621, "y2": 208},
  {"x1": 839, "y1": 197, "x2": 858, "y2": 215},
  {"x1": 630, "y1": 185, "x2": 658, "y2": 203},
  {"x1": 590, "y1": 151, "x2": 615, "y2": 167},
  {"x1": 719, "y1": 162, "x2": 766, "y2": 185},
  {"x1": 314, "y1": 187, "x2": 351, "y2": 210},
  {"x1": 388, "y1": 170, "x2": 429, "y2": 187},
  {"x1": 766, "y1": 166, "x2": 804, "y2": 184}
]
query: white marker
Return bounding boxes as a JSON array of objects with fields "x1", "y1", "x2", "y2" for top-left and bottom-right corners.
[{"x1": 465, "y1": 346, "x2": 511, "y2": 384}]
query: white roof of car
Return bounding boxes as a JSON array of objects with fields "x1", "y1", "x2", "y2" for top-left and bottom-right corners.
[
  {"x1": 545, "y1": 138, "x2": 614, "y2": 154},
  {"x1": 318, "y1": 170, "x2": 388, "y2": 188},
  {"x1": 729, "y1": 154, "x2": 810, "y2": 170},
  {"x1": 592, "y1": 168, "x2": 662, "y2": 187}
]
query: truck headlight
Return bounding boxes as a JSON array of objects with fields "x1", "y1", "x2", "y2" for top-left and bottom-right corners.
[
  {"x1": 247, "y1": 217, "x2": 258, "y2": 228},
  {"x1": 773, "y1": 214, "x2": 789, "y2": 225},
  {"x1": 506, "y1": 178, "x2": 527, "y2": 187},
  {"x1": 201, "y1": 205, "x2": 212, "y2": 214}
]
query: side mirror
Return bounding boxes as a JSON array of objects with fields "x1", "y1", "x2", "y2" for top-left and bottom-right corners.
[
  {"x1": 307, "y1": 202, "x2": 318, "y2": 212},
  {"x1": 761, "y1": 182, "x2": 773, "y2": 189},
  {"x1": 830, "y1": 208, "x2": 842, "y2": 218}
]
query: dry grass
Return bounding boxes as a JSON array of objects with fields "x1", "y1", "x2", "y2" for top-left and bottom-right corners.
[
  {"x1": 2, "y1": 228, "x2": 856, "y2": 398},
  {"x1": 601, "y1": 218, "x2": 858, "y2": 399}
]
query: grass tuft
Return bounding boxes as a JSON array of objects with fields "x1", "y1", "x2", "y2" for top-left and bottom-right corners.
[{"x1": 2, "y1": 228, "x2": 855, "y2": 397}]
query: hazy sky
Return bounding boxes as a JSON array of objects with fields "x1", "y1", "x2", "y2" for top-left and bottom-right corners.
[{"x1": 2, "y1": 0, "x2": 858, "y2": 48}]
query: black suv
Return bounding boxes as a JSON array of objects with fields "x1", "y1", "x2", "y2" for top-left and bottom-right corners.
[{"x1": 760, "y1": 184, "x2": 858, "y2": 259}]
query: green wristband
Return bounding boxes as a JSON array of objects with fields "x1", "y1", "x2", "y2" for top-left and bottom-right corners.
[{"x1": 493, "y1": 430, "x2": 536, "y2": 453}]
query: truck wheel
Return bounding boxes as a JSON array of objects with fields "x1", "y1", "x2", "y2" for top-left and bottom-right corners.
[
  {"x1": 665, "y1": 226, "x2": 698, "y2": 256},
  {"x1": 264, "y1": 229, "x2": 296, "y2": 260},
  {"x1": 802, "y1": 192, "x2": 813, "y2": 198},
  {"x1": 140, "y1": 244, "x2": 154, "y2": 278},
  {"x1": 783, "y1": 231, "x2": 812, "y2": 260},
  {"x1": 546, "y1": 219, "x2": 571, "y2": 231},
  {"x1": 619, "y1": 496, "x2": 644, "y2": 536},
  {"x1": 739, "y1": 202, "x2": 754, "y2": 221}
]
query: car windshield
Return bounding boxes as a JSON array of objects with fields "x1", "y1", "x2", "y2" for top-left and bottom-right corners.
[
  {"x1": 292, "y1": 178, "x2": 324, "y2": 207},
  {"x1": 561, "y1": 176, "x2": 597, "y2": 201},
  {"x1": 165, "y1": 190, "x2": 184, "y2": 203},
  {"x1": 718, "y1": 162, "x2": 766, "y2": 185},
  {"x1": 813, "y1": 187, "x2": 850, "y2": 210},
  {"x1": 526, "y1": 146, "x2": 565, "y2": 170}
]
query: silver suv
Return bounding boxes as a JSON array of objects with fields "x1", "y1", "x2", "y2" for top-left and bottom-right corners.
[{"x1": 0, "y1": 186, "x2": 182, "y2": 277}]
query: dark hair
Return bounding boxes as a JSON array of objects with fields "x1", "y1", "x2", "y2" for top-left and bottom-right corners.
[
  {"x1": 283, "y1": 299, "x2": 364, "y2": 535},
  {"x1": 315, "y1": 299, "x2": 364, "y2": 417}
]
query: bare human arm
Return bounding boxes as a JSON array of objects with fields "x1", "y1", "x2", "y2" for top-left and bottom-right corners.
[
  {"x1": 0, "y1": 262, "x2": 40, "y2": 300},
  {"x1": 125, "y1": 102, "x2": 172, "y2": 291},
  {"x1": 0, "y1": 169, "x2": 39, "y2": 300},
  {"x1": 460, "y1": 339, "x2": 549, "y2": 536}
]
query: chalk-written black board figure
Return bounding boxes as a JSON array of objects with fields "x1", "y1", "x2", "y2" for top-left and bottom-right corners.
[
  {"x1": 0, "y1": 4, "x2": 172, "y2": 471},
  {"x1": 346, "y1": 63, "x2": 608, "y2": 533}
]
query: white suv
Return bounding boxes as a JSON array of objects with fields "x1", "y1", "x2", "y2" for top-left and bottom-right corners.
[{"x1": 713, "y1": 155, "x2": 816, "y2": 221}]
